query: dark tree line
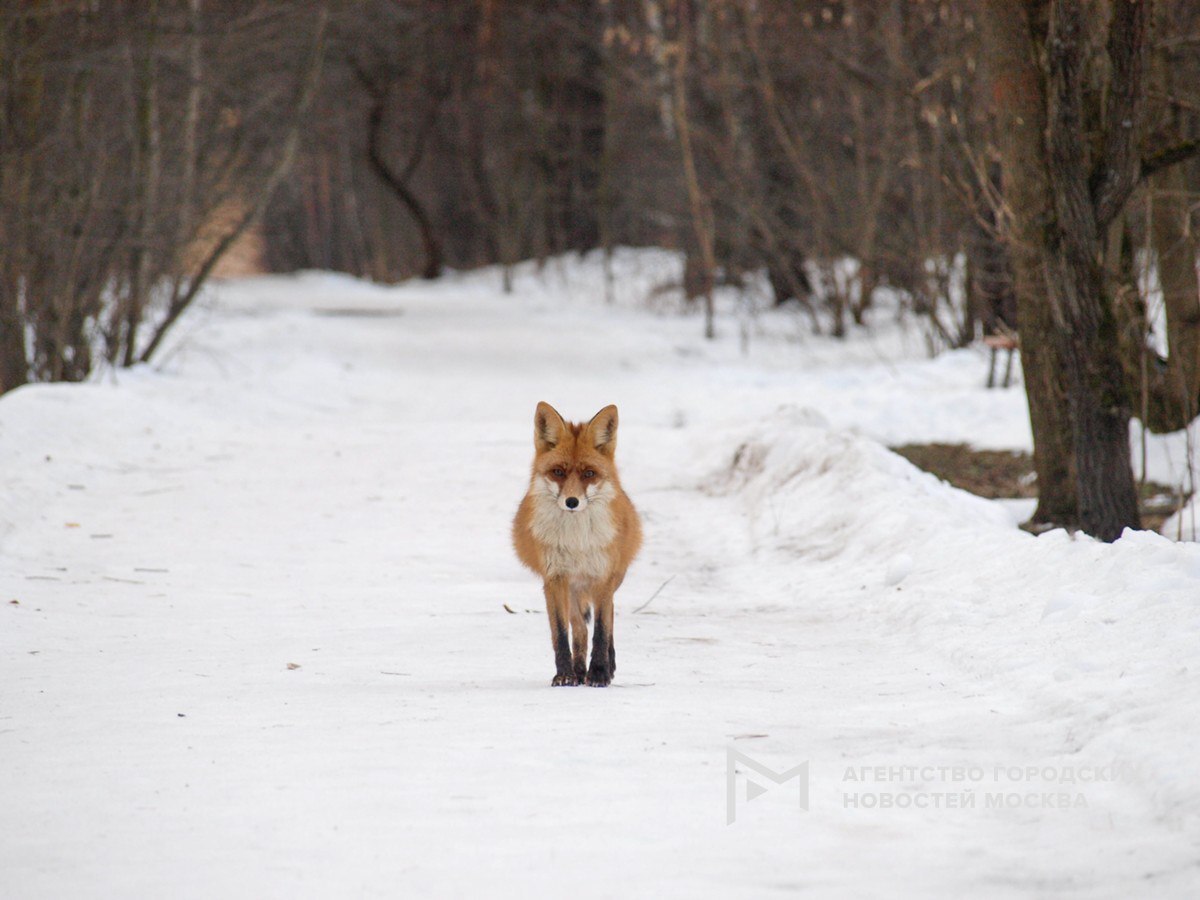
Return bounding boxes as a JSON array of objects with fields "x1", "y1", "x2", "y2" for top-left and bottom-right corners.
[
  {"x1": 3, "y1": 0, "x2": 1200, "y2": 542},
  {"x1": 0, "y1": 1, "x2": 330, "y2": 392}
]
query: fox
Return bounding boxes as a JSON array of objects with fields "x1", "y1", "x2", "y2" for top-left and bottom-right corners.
[{"x1": 512, "y1": 402, "x2": 642, "y2": 687}]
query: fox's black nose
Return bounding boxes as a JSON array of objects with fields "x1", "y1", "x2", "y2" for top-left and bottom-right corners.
[{"x1": 565, "y1": 496, "x2": 579, "y2": 509}]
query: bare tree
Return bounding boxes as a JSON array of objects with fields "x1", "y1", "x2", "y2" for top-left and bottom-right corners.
[
  {"x1": 979, "y1": 0, "x2": 1200, "y2": 540},
  {"x1": 668, "y1": 0, "x2": 717, "y2": 339},
  {"x1": 0, "y1": 1, "x2": 330, "y2": 392}
]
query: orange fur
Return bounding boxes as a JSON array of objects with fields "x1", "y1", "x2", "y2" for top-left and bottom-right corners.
[{"x1": 513, "y1": 402, "x2": 642, "y2": 686}]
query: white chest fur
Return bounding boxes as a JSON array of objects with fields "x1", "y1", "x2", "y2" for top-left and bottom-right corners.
[{"x1": 529, "y1": 483, "x2": 618, "y2": 581}]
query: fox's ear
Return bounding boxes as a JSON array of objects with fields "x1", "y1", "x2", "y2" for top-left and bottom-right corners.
[
  {"x1": 586, "y1": 404, "x2": 619, "y2": 457},
  {"x1": 534, "y1": 401, "x2": 566, "y2": 452}
]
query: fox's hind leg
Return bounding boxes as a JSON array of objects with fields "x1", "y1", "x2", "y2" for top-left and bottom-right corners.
[
  {"x1": 569, "y1": 589, "x2": 589, "y2": 683},
  {"x1": 544, "y1": 577, "x2": 578, "y2": 686}
]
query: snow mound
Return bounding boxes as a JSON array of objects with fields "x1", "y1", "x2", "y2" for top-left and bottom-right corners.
[
  {"x1": 699, "y1": 403, "x2": 1200, "y2": 834},
  {"x1": 706, "y1": 404, "x2": 1011, "y2": 572}
]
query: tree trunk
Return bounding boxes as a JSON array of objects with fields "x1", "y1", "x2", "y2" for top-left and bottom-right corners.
[
  {"x1": 1041, "y1": 0, "x2": 1143, "y2": 540},
  {"x1": 0, "y1": 5, "x2": 42, "y2": 394},
  {"x1": 0, "y1": 272, "x2": 28, "y2": 394},
  {"x1": 179, "y1": 0, "x2": 202, "y2": 243},
  {"x1": 981, "y1": 0, "x2": 1149, "y2": 540},
  {"x1": 1146, "y1": 166, "x2": 1200, "y2": 430},
  {"x1": 967, "y1": 166, "x2": 1017, "y2": 335},
  {"x1": 366, "y1": 98, "x2": 443, "y2": 280},
  {"x1": 978, "y1": 0, "x2": 1078, "y2": 527},
  {"x1": 671, "y1": 16, "x2": 716, "y2": 340},
  {"x1": 122, "y1": 0, "x2": 162, "y2": 367}
]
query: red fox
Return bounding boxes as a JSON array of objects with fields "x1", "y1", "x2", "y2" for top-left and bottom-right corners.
[{"x1": 512, "y1": 402, "x2": 642, "y2": 687}]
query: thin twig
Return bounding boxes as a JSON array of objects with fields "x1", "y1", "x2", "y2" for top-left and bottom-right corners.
[{"x1": 633, "y1": 575, "x2": 675, "y2": 614}]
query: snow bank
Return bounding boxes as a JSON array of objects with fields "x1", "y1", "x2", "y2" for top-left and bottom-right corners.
[
  {"x1": 706, "y1": 404, "x2": 1012, "y2": 568},
  {"x1": 700, "y1": 402, "x2": 1200, "y2": 834}
]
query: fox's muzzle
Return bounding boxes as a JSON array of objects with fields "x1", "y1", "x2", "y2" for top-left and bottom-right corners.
[{"x1": 559, "y1": 493, "x2": 587, "y2": 511}]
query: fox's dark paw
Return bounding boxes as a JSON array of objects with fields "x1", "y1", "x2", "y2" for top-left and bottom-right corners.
[
  {"x1": 551, "y1": 673, "x2": 581, "y2": 686},
  {"x1": 584, "y1": 667, "x2": 612, "y2": 687}
]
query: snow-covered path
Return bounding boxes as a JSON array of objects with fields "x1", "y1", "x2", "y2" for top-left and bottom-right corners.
[{"x1": 4, "y1": 257, "x2": 1200, "y2": 898}]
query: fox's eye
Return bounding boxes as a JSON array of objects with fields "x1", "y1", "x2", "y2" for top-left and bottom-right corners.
[
  {"x1": 551, "y1": 467, "x2": 566, "y2": 478},
  {"x1": 583, "y1": 469, "x2": 596, "y2": 479}
]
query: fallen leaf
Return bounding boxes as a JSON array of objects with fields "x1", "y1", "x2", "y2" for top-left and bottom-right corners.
[
  {"x1": 286, "y1": 662, "x2": 301, "y2": 670},
  {"x1": 503, "y1": 603, "x2": 517, "y2": 614}
]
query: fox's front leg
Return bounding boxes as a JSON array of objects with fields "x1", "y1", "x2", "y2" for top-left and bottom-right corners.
[
  {"x1": 569, "y1": 593, "x2": 589, "y2": 683},
  {"x1": 544, "y1": 577, "x2": 578, "y2": 686},
  {"x1": 586, "y1": 589, "x2": 615, "y2": 687}
]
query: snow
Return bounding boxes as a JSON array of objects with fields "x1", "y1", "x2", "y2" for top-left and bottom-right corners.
[{"x1": 3, "y1": 249, "x2": 1200, "y2": 898}]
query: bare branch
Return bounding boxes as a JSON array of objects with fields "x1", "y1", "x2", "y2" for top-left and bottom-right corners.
[
  {"x1": 139, "y1": 5, "x2": 331, "y2": 364},
  {"x1": 1141, "y1": 138, "x2": 1200, "y2": 178},
  {"x1": 1093, "y1": 0, "x2": 1151, "y2": 227}
]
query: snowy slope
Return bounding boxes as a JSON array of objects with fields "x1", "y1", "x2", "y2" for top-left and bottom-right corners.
[{"x1": 3, "y1": 252, "x2": 1200, "y2": 898}]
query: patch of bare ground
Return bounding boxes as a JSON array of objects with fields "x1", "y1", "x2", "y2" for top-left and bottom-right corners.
[{"x1": 891, "y1": 442, "x2": 1189, "y2": 533}]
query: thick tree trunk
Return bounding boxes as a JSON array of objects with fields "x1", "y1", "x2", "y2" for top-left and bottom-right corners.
[
  {"x1": 1045, "y1": 233, "x2": 1141, "y2": 539},
  {"x1": 1042, "y1": 0, "x2": 1142, "y2": 540},
  {"x1": 979, "y1": 0, "x2": 1078, "y2": 527},
  {"x1": 981, "y1": 0, "x2": 1147, "y2": 540},
  {"x1": 1017, "y1": 283, "x2": 1080, "y2": 526}
]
